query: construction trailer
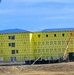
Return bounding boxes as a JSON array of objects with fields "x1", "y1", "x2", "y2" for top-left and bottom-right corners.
[{"x1": 0, "y1": 28, "x2": 74, "y2": 65}]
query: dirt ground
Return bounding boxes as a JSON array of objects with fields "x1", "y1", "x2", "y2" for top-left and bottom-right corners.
[{"x1": 0, "y1": 62, "x2": 74, "y2": 75}]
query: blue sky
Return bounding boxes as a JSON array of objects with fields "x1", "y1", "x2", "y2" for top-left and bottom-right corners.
[{"x1": 0, "y1": 0, "x2": 74, "y2": 31}]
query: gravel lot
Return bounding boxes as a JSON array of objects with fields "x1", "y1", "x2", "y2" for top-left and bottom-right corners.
[{"x1": 0, "y1": 62, "x2": 74, "y2": 75}]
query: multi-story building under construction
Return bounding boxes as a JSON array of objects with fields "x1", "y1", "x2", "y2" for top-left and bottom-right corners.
[{"x1": 0, "y1": 28, "x2": 74, "y2": 64}]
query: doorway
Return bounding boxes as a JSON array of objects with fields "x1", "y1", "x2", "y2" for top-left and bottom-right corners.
[
  {"x1": 68, "y1": 53, "x2": 74, "y2": 61},
  {"x1": 10, "y1": 57, "x2": 16, "y2": 62}
]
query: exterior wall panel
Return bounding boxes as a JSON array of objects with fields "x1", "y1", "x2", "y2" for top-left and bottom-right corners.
[{"x1": 0, "y1": 29, "x2": 74, "y2": 62}]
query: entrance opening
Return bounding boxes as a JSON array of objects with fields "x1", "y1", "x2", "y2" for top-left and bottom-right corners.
[
  {"x1": 10, "y1": 57, "x2": 16, "y2": 62},
  {"x1": 68, "y1": 53, "x2": 74, "y2": 61}
]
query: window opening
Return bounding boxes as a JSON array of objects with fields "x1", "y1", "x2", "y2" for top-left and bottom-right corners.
[
  {"x1": 38, "y1": 35, "x2": 40, "y2": 38},
  {"x1": 54, "y1": 34, "x2": 56, "y2": 37},
  {"x1": 46, "y1": 34, "x2": 48, "y2": 37}
]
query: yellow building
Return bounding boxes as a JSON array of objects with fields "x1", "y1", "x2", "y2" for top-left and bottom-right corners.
[
  {"x1": 0, "y1": 28, "x2": 74, "y2": 64},
  {"x1": 0, "y1": 29, "x2": 33, "y2": 63},
  {"x1": 32, "y1": 28, "x2": 74, "y2": 62}
]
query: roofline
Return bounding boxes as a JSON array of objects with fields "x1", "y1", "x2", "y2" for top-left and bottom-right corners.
[{"x1": 41, "y1": 28, "x2": 74, "y2": 32}]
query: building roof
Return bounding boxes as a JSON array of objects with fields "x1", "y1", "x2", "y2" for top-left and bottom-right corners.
[
  {"x1": 42, "y1": 28, "x2": 74, "y2": 32},
  {"x1": 0, "y1": 29, "x2": 30, "y2": 34},
  {"x1": 0, "y1": 28, "x2": 74, "y2": 34}
]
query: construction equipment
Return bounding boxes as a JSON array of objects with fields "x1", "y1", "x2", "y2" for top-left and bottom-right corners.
[{"x1": 63, "y1": 29, "x2": 74, "y2": 61}]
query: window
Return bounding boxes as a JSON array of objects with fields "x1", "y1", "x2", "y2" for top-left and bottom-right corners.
[
  {"x1": 38, "y1": 49, "x2": 40, "y2": 53},
  {"x1": 54, "y1": 48, "x2": 57, "y2": 51},
  {"x1": 62, "y1": 41, "x2": 65, "y2": 44},
  {"x1": 46, "y1": 34, "x2": 48, "y2": 37},
  {"x1": 58, "y1": 48, "x2": 61, "y2": 51},
  {"x1": 12, "y1": 50, "x2": 15, "y2": 54},
  {"x1": 0, "y1": 50, "x2": 3, "y2": 53},
  {"x1": 8, "y1": 36, "x2": 11, "y2": 39},
  {"x1": 24, "y1": 42, "x2": 25, "y2": 44},
  {"x1": 38, "y1": 34, "x2": 40, "y2": 38},
  {"x1": 62, "y1": 33, "x2": 65, "y2": 37},
  {"x1": 54, "y1": 34, "x2": 56, "y2": 37},
  {"x1": 58, "y1": 41, "x2": 61, "y2": 45},
  {"x1": 8, "y1": 36, "x2": 15, "y2": 40},
  {"x1": 24, "y1": 49, "x2": 26, "y2": 52},
  {"x1": 12, "y1": 36, "x2": 15, "y2": 39},
  {"x1": 38, "y1": 42, "x2": 41, "y2": 45},
  {"x1": 54, "y1": 41, "x2": 56, "y2": 45},
  {"x1": 12, "y1": 43, "x2": 15, "y2": 47},
  {"x1": 16, "y1": 50, "x2": 18, "y2": 53},
  {"x1": 42, "y1": 42, "x2": 44, "y2": 45},
  {"x1": 42, "y1": 49, "x2": 44, "y2": 52},
  {"x1": 70, "y1": 33, "x2": 73, "y2": 36},
  {"x1": 50, "y1": 49, "x2": 53, "y2": 52},
  {"x1": 46, "y1": 41, "x2": 49, "y2": 45},
  {"x1": 9, "y1": 43, "x2": 11, "y2": 46},
  {"x1": 71, "y1": 40, "x2": 73, "y2": 44},
  {"x1": 9, "y1": 43, "x2": 15, "y2": 47},
  {"x1": 1, "y1": 43, "x2": 3, "y2": 46},
  {"x1": 50, "y1": 41, "x2": 53, "y2": 45},
  {"x1": 34, "y1": 49, "x2": 37, "y2": 53},
  {"x1": 62, "y1": 48, "x2": 65, "y2": 52},
  {"x1": 34, "y1": 42, "x2": 37, "y2": 45},
  {"x1": 11, "y1": 50, "x2": 18, "y2": 54},
  {"x1": 46, "y1": 49, "x2": 49, "y2": 52}
]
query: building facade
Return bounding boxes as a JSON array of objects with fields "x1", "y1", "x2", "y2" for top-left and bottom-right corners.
[{"x1": 0, "y1": 28, "x2": 74, "y2": 63}]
